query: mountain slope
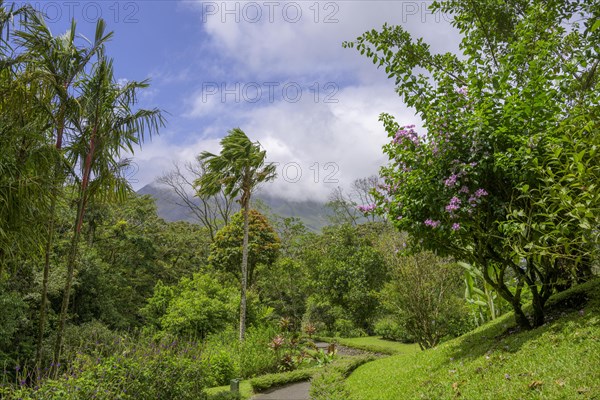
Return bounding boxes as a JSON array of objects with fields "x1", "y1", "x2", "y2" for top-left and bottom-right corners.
[{"x1": 137, "y1": 183, "x2": 332, "y2": 231}]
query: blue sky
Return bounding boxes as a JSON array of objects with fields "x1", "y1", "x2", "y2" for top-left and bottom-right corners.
[{"x1": 15, "y1": 1, "x2": 460, "y2": 201}]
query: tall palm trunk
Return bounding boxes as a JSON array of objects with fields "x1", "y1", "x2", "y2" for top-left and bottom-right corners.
[
  {"x1": 239, "y1": 194, "x2": 250, "y2": 342},
  {"x1": 197, "y1": 128, "x2": 276, "y2": 341},
  {"x1": 36, "y1": 106, "x2": 65, "y2": 372},
  {"x1": 52, "y1": 128, "x2": 96, "y2": 376},
  {"x1": 36, "y1": 198, "x2": 55, "y2": 371},
  {"x1": 51, "y1": 194, "x2": 87, "y2": 376}
]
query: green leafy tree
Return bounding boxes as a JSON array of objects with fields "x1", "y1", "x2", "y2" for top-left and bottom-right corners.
[
  {"x1": 209, "y1": 209, "x2": 280, "y2": 287},
  {"x1": 346, "y1": 0, "x2": 599, "y2": 328},
  {"x1": 158, "y1": 273, "x2": 238, "y2": 339},
  {"x1": 195, "y1": 128, "x2": 277, "y2": 341},
  {"x1": 0, "y1": 5, "x2": 53, "y2": 280},
  {"x1": 302, "y1": 223, "x2": 388, "y2": 333},
  {"x1": 257, "y1": 257, "x2": 308, "y2": 325},
  {"x1": 70, "y1": 194, "x2": 210, "y2": 329}
]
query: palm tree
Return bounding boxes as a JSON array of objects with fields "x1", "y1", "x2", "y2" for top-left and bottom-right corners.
[
  {"x1": 52, "y1": 54, "x2": 164, "y2": 372},
  {"x1": 196, "y1": 128, "x2": 276, "y2": 341},
  {"x1": 0, "y1": 4, "x2": 49, "y2": 278},
  {"x1": 15, "y1": 15, "x2": 113, "y2": 370}
]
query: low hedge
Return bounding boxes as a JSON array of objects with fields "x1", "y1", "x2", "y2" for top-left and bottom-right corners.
[
  {"x1": 310, "y1": 355, "x2": 377, "y2": 400},
  {"x1": 249, "y1": 366, "x2": 320, "y2": 392}
]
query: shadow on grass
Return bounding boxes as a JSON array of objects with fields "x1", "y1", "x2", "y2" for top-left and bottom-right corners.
[{"x1": 446, "y1": 278, "x2": 600, "y2": 364}]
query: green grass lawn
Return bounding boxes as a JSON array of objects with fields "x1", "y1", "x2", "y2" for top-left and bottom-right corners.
[
  {"x1": 346, "y1": 279, "x2": 600, "y2": 399},
  {"x1": 325, "y1": 336, "x2": 420, "y2": 355}
]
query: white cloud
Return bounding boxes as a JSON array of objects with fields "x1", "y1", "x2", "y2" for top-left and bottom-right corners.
[
  {"x1": 130, "y1": 1, "x2": 461, "y2": 203},
  {"x1": 134, "y1": 82, "x2": 420, "y2": 202},
  {"x1": 192, "y1": 1, "x2": 459, "y2": 78}
]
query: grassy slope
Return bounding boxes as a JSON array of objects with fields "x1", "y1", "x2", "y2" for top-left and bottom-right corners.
[{"x1": 346, "y1": 279, "x2": 600, "y2": 400}]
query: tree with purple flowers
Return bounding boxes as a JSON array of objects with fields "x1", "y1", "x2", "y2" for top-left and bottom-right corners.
[{"x1": 345, "y1": 0, "x2": 600, "y2": 328}]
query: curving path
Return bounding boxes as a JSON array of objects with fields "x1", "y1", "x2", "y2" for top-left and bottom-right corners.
[
  {"x1": 251, "y1": 342, "x2": 369, "y2": 400},
  {"x1": 251, "y1": 381, "x2": 311, "y2": 400}
]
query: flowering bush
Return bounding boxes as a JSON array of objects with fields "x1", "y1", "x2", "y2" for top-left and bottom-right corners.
[{"x1": 347, "y1": 0, "x2": 600, "y2": 328}]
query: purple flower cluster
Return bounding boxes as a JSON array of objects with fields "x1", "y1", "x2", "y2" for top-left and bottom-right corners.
[
  {"x1": 357, "y1": 204, "x2": 376, "y2": 213},
  {"x1": 444, "y1": 174, "x2": 458, "y2": 188},
  {"x1": 424, "y1": 219, "x2": 441, "y2": 228},
  {"x1": 393, "y1": 125, "x2": 419, "y2": 146},
  {"x1": 451, "y1": 223, "x2": 460, "y2": 231},
  {"x1": 445, "y1": 196, "x2": 461, "y2": 213},
  {"x1": 469, "y1": 188, "x2": 488, "y2": 205},
  {"x1": 456, "y1": 87, "x2": 468, "y2": 96}
]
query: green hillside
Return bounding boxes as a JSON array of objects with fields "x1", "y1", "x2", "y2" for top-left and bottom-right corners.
[{"x1": 346, "y1": 280, "x2": 600, "y2": 400}]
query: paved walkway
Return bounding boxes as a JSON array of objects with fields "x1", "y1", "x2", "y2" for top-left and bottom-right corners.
[
  {"x1": 250, "y1": 342, "x2": 370, "y2": 400},
  {"x1": 251, "y1": 381, "x2": 311, "y2": 400}
]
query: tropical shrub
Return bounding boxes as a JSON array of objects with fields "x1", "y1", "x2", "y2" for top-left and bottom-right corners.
[
  {"x1": 379, "y1": 249, "x2": 469, "y2": 349},
  {"x1": 373, "y1": 316, "x2": 412, "y2": 343},
  {"x1": 0, "y1": 336, "x2": 207, "y2": 400}
]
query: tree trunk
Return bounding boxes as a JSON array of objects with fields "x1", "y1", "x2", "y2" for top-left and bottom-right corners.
[
  {"x1": 529, "y1": 283, "x2": 546, "y2": 327},
  {"x1": 512, "y1": 300, "x2": 531, "y2": 329},
  {"x1": 37, "y1": 111, "x2": 65, "y2": 373},
  {"x1": 36, "y1": 198, "x2": 56, "y2": 372},
  {"x1": 481, "y1": 261, "x2": 531, "y2": 330},
  {"x1": 239, "y1": 201, "x2": 250, "y2": 342},
  {"x1": 53, "y1": 128, "x2": 94, "y2": 376},
  {"x1": 52, "y1": 195, "x2": 85, "y2": 377}
]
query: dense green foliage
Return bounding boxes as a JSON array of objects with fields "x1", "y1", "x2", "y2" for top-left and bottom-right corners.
[
  {"x1": 302, "y1": 223, "x2": 389, "y2": 335},
  {"x1": 376, "y1": 230, "x2": 474, "y2": 348},
  {"x1": 150, "y1": 274, "x2": 239, "y2": 338},
  {"x1": 379, "y1": 252, "x2": 471, "y2": 349},
  {"x1": 1, "y1": 0, "x2": 598, "y2": 398}
]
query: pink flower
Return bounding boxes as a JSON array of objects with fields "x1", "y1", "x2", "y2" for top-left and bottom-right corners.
[
  {"x1": 444, "y1": 174, "x2": 458, "y2": 188},
  {"x1": 451, "y1": 223, "x2": 460, "y2": 231},
  {"x1": 475, "y1": 188, "x2": 488, "y2": 197},
  {"x1": 357, "y1": 204, "x2": 376, "y2": 213},
  {"x1": 445, "y1": 196, "x2": 461, "y2": 213},
  {"x1": 393, "y1": 126, "x2": 420, "y2": 146},
  {"x1": 424, "y1": 219, "x2": 441, "y2": 228}
]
